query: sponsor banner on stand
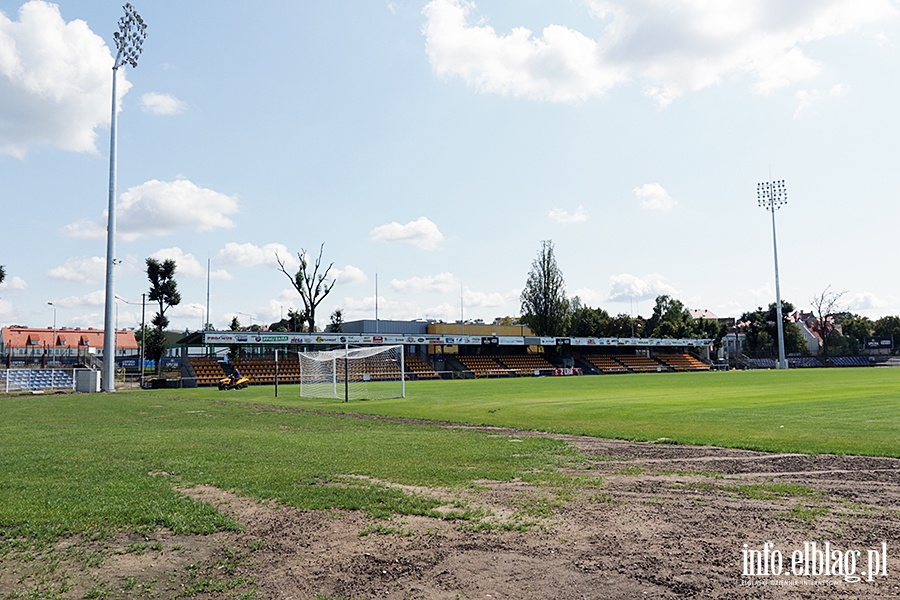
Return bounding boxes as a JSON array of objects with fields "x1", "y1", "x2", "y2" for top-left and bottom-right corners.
[{"x1": 203, "y1": 332, "x2": 713, "y2": 348}]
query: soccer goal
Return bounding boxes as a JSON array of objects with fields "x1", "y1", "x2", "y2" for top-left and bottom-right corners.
[{"x1": 297, "y1": 345, "x2": 405, "y2": 401}]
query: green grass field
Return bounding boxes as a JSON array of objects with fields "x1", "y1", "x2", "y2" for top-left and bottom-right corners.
[
  {"x1": 231, "y1": 367, "x2": 900, "y2": 457},
  {"x1": 0, "y1": 388, "x2": 574, "y2": 545},
  {"x1": 1, "y1": 367, "x2": 898, "y2": 548}
]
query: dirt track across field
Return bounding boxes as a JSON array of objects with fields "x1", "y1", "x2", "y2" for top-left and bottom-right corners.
[{"x1": 4, "y1": 421, "x2": 900, "y2": 599}]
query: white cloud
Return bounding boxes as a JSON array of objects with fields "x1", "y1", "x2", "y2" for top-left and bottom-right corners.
[
  {"x1": 241, "y1": 288, "x2": 305, "y2": 325},
  {"x1": 54, "y1": 289, "x2": 105, "y2": 310},
  {"x1": 370, "y1": 216, "x2": 445, "y2": 250},
  {"x1": 64, "y1": 179, "x2": 239, "y2": 241},
  {"x1": 0, "y1": 275, "x2": 28, "y2": 291},
  {"x1": 337, "y1": 282, "x2": 518, "y2": 323},
  {"x1": 341, "y1": 274, "x2": 517, "y2": 322},
  {"x1": 168, "y1": 302, "x2": 207, "y2": 318},
  {"x1": 0, "y1": 1, "x2": 129, "y2": 157},
  {"x1": 391, "y1": 272, "x2": 459, "y2": 294},
  {"x1": 846, "y1": 291, "x2": 894, "y2": 312},
  {"x1": 46, "y1": 256, "x2": 106, "y2": 285},
  {"x1": 463, "y1": 287, "x2": 512, "y2": 308},
  {"x1": 608, "y1": 273, "x2": 678, "y2": 302},
  {"x1": 793, "y1": 83, "x2": 850, "y2": 118},
  {"x1": 332, "y1": 265, "x2": 368, "y2": 286},
  {"x1": 150, "y1": 247, "x2": 233, "y2": 280},
  {"x1": 341, "y1": 295, "x2": 423, "y2": 322},
  {"x1": 216, "y1": 242, "x2": 293, "y2": 269},
  {"x1": 0, "y1": 298, "x2": 13, "y2": 320},
  {"x1": 140, "y1": 92, "x2": 187, "y2": 116},
  {"x1": 422, "y1": 0, "x2": 897, "y2": 106},
  {"x1": 423, "y1": 0, "x2": 626, "y2": 103},
  {"x1": 633, "y1": 183, "x2": 676, "y2": 211},
  {"x1": 420, "y1": 302, "x2": 458, "y2": 322},
  {"x1": 571, "y1": 287, "x2": 607, "y2": 307},
  {"x1": 548, "y1": 205, "x2": 589, "y2": 224}
]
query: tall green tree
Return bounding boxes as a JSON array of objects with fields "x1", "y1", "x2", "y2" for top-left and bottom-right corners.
[
  {"x1": 645, "y1": 295, "x2": 696, "y2": 339},
  {"x1": 641, "y1": 295, "x2": 728, "y2": 350},
  {"x1": 329, "y1": 308, "x2": 344, "y2": 333},
  {"x1": 228, "y1": 316, "x2": 241, "y2": 360},
  {"x1": 287, "y1": 308, "x2": 306, "y2": 332},
  {"x1": 821, "y1": 313, "x2": 872, "y2": 356},
  {"x1": 276, "y1": 244, "x2": 336, "y2": 333},
  {"x1": 608, "y1": 313, "x2": 644, "y2": 338},
  {"x1": 145, "y1": 258, "x2": 181, "y2": 373},
  {"x1": 520, "y1": 240, "x2": 571, "y2": 337},
  {"x1": 0, "y1": 264, "x2": 5, "y2": 285},
  {"x1": 739, "y1": 301, "x2": 805, "y2": 357},
  {"x1": 694, "y1": 318, "x2": 730, "y2": 355},
  {"x1": 838, "y1": 314, "x2": 873, "y2": 353},
  {"x1": 568, "y1": 297, "x2": 611, "y2": 337},
  {"x1": 874, "y1": 315, "x2": 900, "y2": 352}
]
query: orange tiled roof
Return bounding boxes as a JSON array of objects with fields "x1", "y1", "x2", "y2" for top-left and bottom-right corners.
[{"x1": 1, "y1": 327, "x2": 138, "y2": 350}]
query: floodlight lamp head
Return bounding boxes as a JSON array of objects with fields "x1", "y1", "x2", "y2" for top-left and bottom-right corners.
[
  {"x1": 756, "y1": 178, "x2": 788, "y2": 210},
  {"x1": 113, "y1": 3, "x2": 147, "y2": 69}
]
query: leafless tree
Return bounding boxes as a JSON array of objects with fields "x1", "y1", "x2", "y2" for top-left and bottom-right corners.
[
  {"x1": 809, "y1": 285, "x2": 847, "y2": 356},
  {"x1": 276, "y1": 244, "x2": 336, "y2": 333}
]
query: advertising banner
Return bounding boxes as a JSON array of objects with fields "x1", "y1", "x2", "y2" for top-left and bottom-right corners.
[{"x1": 203, "y1": 332, "x2": 713, "y2": 348}]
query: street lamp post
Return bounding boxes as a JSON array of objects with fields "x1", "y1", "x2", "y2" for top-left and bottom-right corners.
[
  {"x1": 757, "y1": 179, "x2": 788, "y2": 370},
  {"x1": 237, "y1": 312, "x2": 256, "y2": 330},
  {"x1": 102, "y1": 3, "x2": 147, "y2": 392},
  {"x1": 116, "y1": 293, "x2": 147, "y2": 384},
  {"x1": 140, "y1": 293, "x2": 145, "y2": 383},
  {"x1": 48, "y1": 302, "x2": 56, "y2": 366},
  {"x1": 192, "y1": 304, "x2": 204, "y2": 331}
]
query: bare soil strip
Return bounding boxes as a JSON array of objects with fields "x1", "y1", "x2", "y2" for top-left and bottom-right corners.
[{"x1": 3, "y1": 417, "x2": 900, "y2": 599}]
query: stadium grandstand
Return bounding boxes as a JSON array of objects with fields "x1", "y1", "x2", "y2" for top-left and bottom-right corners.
[
  {"x1": 175, "y1": 320, "x2": 717, "y2": 386},
  {"x1": 1, "y1": 319, "x2": 887, "y2": 392},
  {"x1": 168, "y1": 318, "x2": 892, "y2": 387}
]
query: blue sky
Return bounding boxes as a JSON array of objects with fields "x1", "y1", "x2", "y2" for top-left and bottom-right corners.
[{"x1": 2, "y1": 0, "x2": 900, "y2": 333}]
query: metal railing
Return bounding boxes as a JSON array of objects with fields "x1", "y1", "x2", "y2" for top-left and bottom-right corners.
[{"x1": 1, "y1": 368, "x2": 78, "y2": 393}]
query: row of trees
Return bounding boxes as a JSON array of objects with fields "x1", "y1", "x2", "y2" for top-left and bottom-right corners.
[
  {"x1": 518, "y1": 241, "x2": 729, "y2": 348},
  {"x1": 804, "y1": 286, "x2": 900, "y2": 357},
  {"x1": 518, "y1": 240, "x2": 900, "y2": 357},
  {"x1": 738, "y1": 301, "x2": 900, "y2": 358}
]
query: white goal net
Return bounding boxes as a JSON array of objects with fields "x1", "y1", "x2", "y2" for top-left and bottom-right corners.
[{"x1": 297, "y1": 345, "x2": 405, "y2": 400}]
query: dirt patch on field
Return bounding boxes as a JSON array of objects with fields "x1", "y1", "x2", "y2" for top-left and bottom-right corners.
[{"x1": 3, "y1": 429, "x2": 900, "y2": 599}]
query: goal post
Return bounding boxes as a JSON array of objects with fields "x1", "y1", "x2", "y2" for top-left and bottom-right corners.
[{"x1": 297, "y1": 345, "x2": 405, "y2": 401}]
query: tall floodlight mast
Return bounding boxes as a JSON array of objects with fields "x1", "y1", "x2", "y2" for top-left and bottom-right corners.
[
  {"x1": 757, "y1": 179, "x2": 788, "y2": 370},
  {"x1": 102, "y1": 4, "x2": 147, "y2": 391}
]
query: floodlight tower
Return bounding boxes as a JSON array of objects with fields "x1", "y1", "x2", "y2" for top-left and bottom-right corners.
[
  {"x1": 102, "y1": 4, "x2": 147, "y2": 391},
  {"x1": 757, "y1": 179, "x2": 788, "y2": 370}
]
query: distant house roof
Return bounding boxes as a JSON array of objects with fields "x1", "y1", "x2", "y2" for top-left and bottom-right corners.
[
  {"x1": 1, "y1": 327, "x2": 138, "y2": 350},
  {"x1": 689, "y1": 309, "x2": 718, "y2": 321}
]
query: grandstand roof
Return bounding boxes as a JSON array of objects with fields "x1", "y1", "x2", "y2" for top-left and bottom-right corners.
[{"x1": 1, "y1": 327, "x2": 138, "y2": 350}]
